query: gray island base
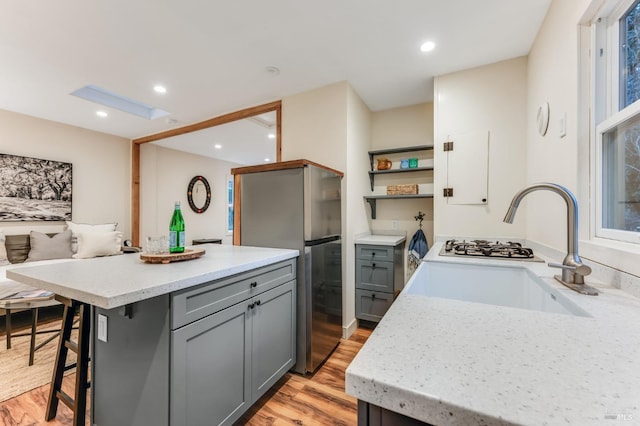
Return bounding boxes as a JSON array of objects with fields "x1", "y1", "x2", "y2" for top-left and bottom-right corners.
[{"x1": 8, "y1": 245, "x2": 298, "y2": 426}]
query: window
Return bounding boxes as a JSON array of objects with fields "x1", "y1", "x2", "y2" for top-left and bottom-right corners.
[
  {"x1": 227, "y1": 176, "x2": 234, "y2": 234},
  {"x1": 620, "y1": 1, "x2": 640, "y2": 108},
  {"x1": 593, "y1": 0, "x2": 640, "y2": 243},
  {"x1": 601, "y1": 113, "x2": 640, "y2": 233}
]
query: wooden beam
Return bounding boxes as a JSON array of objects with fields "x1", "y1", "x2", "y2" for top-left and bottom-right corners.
[
  {"x1": 131, "y1": 142, "x2": 140, "y2": 247},
  {"x1": 130, "y1": 101, "x2": 282, "y2": 246},
  {"x1": 132, "y1": 101, "x2": 282, "y2": 145}
]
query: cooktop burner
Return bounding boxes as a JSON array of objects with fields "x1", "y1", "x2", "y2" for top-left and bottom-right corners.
[{"x1": 439, "y1": 239, "x2": 544, "y2": 262}]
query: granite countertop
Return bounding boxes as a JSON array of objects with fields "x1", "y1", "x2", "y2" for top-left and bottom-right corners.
[
  {"x1": 355, "y1": 234, "x2": 406, "y2": 246},
  {"x1": 7, "y1": 244, "x2": 298, "y2": 309},
  {"x1": 346, "y1": 241, "x2": 640, "y2": 425}
]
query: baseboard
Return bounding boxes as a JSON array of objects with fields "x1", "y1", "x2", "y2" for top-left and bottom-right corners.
[{"x1": 342, "y1": 317, "x2": 358, "y2": 339}]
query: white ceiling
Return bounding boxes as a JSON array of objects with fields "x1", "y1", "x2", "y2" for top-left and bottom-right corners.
[
  {"x1": 1, "y1": 0, "x2": 551, "y2": 157},
  {"x1": 152, "y1": 111, "x2": 277, "y2": 165}
]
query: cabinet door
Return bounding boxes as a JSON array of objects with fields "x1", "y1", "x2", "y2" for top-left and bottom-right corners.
[
  {"x1": 445, "y1": 130, "x2": 489, "y2": 205},
  {"x1": 171, "y1": 301, "x2": 251, "y2": 426},
  {"x1": 356, "y1": 260, "x2": 394, "y2": 293},
  {"x1": 355, "y1": 289, "x2": 393, "y2": 322},
  {"x1": 251, "y1": 280, "x2": 296, "y2": 402},
  {"x1": 356, "y1": 244, "x2": 394, "y2": 262}
]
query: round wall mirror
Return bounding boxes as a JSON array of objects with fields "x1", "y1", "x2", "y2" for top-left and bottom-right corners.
[{"x1": 187, "y1": 176, "x2": 211, "y2": 213}]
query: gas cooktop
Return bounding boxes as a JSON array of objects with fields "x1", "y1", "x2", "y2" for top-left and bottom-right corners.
[{"x1": 438, "y1": 239, "x2": 544, "y2": 262}]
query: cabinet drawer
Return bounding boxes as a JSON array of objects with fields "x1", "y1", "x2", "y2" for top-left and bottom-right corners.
[
  {"x1": 356, "y1": 245, "x2": 394, "y2": 262},
  {"x1": 355, "y1": 290, "x2": 393, "y2": 323},
  {"x1": 172, "y1": 259, "x2": 296, "y2": 329},
  {"x1": 355, "y1": 260, "x2": 394, "y2": 293}
]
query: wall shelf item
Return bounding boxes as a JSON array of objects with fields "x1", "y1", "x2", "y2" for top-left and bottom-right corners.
[{"x1": 364, "y1": 145, "x2": 434, "y2": 218}]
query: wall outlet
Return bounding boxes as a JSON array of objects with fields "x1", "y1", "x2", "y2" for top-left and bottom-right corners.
[
  {"x1": 391, "y1": 219, "x2": 399, "y2": 230},
  {"x1": 98, "y1": 314, "x2": 108, "y2": 342},
  {"x1": 559, "y1": 112, "x2": 567, "y2": 138}
]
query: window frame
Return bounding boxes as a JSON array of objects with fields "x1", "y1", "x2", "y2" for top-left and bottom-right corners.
[{"x1": 591, "y1": 0, "x2": 640, "y2": 244}]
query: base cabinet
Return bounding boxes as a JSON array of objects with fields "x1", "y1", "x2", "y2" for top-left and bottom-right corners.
[
  {"x1": 355, "y1": 243, "x2": 404, "y2": 322},
  {"x1": 92, "y1": 259, "x2": 296, "y2": 426},
  {"x1": 171, "y1": 300, "x2": 250, "y2": 426},
  {"x1": 358, "y1": 400, "x2": 433, "y2": 426},
  {"x1": 171, "y1": 280, "x2": 296, "y2": 426}
]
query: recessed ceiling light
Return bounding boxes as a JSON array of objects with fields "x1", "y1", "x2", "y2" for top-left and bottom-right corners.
[
  {"x1": 420, "y1": 41, "x2": 436, "y2": 52},
  {"x1": 96, "y1": 110, "x2": 108, "y2": 118},
  {"x1": 264, "y1": 158, "x2": 270, "y2": 162},
  {"x1": 268, "y1": 133, "x2": 275, "y2": 139},
  {"x1": 154, "y1": 85, "x2": 167, "y2": 94},
  {"x1": 214, "y1": 144, "x2": 222, "y2": 149}
]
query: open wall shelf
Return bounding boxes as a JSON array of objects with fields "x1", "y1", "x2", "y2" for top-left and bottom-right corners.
[
  {"x1": 363, "y1": 194, "x2": 434, "y2": 219},
  {"x1": 365, "y1": 145, "x2": 434, "y2": 218},
  {"x1": 368, "y1": 167, "x2": 434, "y2": 191}
]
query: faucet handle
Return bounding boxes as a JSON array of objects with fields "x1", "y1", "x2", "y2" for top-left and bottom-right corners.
[{"x1": 548, "y1": 262, "x2": 592, "y2": 276}]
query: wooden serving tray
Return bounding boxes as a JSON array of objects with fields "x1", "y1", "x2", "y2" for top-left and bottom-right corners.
[{"x1": 140, "y1": 248, "x2": 206, "y2": 264}]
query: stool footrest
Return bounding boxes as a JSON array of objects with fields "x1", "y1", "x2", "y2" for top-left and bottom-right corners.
[{"x1": 56, "y1": 390, "x2": 74, "y2": 410}]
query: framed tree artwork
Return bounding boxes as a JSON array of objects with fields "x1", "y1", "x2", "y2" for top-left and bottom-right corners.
[{"x1": 0, "y1": 153, "x2": 72, "y2": 221}]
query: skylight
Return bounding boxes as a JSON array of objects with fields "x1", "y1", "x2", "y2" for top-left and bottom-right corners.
[{"x1": 70, "y1": 85, "x2": 171, "y2": 120}]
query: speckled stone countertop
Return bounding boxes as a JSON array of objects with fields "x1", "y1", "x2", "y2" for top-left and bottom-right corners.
[
  {"x1": 354, "y1": 234, "x2": 406, "y2": 246},
  {"x1": 346, "y1": 241, "x2": 640, "y2": 425},
  {"x1": 7, "y1": 244, "x2": 298, "y2": 309}
]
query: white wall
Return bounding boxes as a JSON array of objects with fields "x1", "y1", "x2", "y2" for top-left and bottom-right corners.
[
  {"x1": 371, "y1": 103, "x2": 434, "y2": 259},
  {"x1": 140, "y1": 144, "x2": 238, "y2": 246},
  {"x1": 526, "y1": 0, "x2": 640, "y2": 290},
  {"x1": 281, "y1": 81, "x2": 348, "y2": 172},
  {"x1": 0, "y1": 108, "x2": 131, "y2": 237},
  {"x1": 526, "y1": 0, "x2": 591, "y2": 253},
  {"x1": 434, "y1": 57, "x2": 528, "y2": 239},
  {"x1": 282, "y1": 81, "x2": 372, "y2": 337},
  {"x1": 344, "y1": 85, "x2": 372, "y2": 335}
]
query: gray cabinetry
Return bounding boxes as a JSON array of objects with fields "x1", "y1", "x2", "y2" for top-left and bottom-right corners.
[
  {"x1": 251, "y1": 281, "x2": 296, "y2": 400},
  {"x1": 171, "y1": 279, "x2": 296, "y2": 426},
  {"x1": 355, "y1": 243, "x2": 404, "y2": 323},
  {"x1": 92, "y1": 259, "x2": 296, "y2": 426},
  {"x1": 171, "y1": 299, "x2": 251, "y2": 426},
  {"x1": 358, "y1": 400, "x2": 432, "y2": 425}
]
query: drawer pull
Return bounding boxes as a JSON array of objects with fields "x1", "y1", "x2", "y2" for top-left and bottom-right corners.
[
  {"x1": 372, "y1": 252, "x2": 376, "y2": 257},
  {"x1": 372, "y1": 263, "x2": 376, "y2": 268},
  {"x1": 250, "y1": 281, "x2": 258, "y2": 288},
  {"x1": 371, "y1": 293, "x2": 376, "y2": 299},
  {"x1": 248, "y1": 302, "x2": 255, "y2": 310},
  {"x1": 255, "y1": 300, "x2": 261, "y2": 306}
]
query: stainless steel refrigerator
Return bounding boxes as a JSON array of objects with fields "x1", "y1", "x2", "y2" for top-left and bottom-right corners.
[{"x1": 238, "y1": 161, "x2": 342, "y2": 374}]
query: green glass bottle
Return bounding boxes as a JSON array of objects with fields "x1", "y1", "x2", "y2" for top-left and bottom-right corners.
[{"x1": 169, "y1": 201, "x2": 185, "y2": 253}]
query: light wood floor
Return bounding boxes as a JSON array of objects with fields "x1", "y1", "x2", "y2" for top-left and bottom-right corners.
[{"x1": 0, "y1": 327, "x2": 373, "y2": 426}]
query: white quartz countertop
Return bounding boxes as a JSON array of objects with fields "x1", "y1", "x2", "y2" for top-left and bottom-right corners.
[
  {"x1": 7, "y1": 244, "x2": 298, "y2": 309},
  {"x1": 354, "y1": 234, "x2": 406, "y2": 246},
  {"x1": 346, "y1": 241, "x2": 640, "y2": 425}
]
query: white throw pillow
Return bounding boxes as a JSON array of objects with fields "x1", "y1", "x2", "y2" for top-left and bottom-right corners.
[
  {"x1": 72, "y1": 231, "x2": 123, "y2": 259},
  {"x1": 0, "y1": 232, "x2": 9, "y2": 266},
  {"x1": 66, "y1": 221, "x2": 117, "y2": 253}
]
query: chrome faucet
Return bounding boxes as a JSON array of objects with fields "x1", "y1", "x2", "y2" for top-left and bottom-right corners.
[{"x1": 503, "y1": 183, "x2": 598, "y2": 295}]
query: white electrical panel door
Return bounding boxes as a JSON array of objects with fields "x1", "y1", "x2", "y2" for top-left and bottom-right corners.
[{"x1": 445, "y1": 130, "x2": 489, "y2": 205}]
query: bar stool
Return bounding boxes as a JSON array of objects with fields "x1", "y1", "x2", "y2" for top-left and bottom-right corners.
[
  {"x1": 1, "y1": 294, "x2": 61, "y2": 365},
  {"x1": 46, "y1": 296, "x2": 91, "y2": 426}
]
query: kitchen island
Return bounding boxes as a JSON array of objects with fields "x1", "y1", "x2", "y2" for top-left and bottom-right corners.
[
  {"x1": 346, "y1": 241, "x2": 640, "y2": 425},
  {"x1": 8, "y1": 244, "x2": 299, "y2": 426}
]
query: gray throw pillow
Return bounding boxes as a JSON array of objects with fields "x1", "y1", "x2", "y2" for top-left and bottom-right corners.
[{"x1": 25, "y1": 230, "x2": 73, "y2": 262}]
